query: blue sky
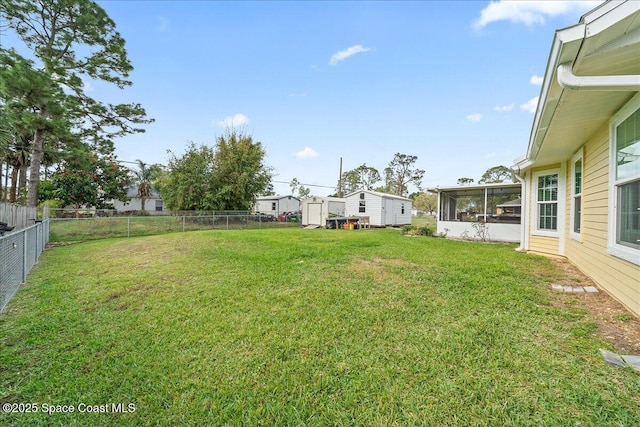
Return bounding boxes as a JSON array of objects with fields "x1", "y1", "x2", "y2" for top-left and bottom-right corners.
[{"x1": 8, "y1": 0, "x2": 605, "y2": 196}]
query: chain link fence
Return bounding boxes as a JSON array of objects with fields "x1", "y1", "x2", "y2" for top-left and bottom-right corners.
[
  {"x1": 50, "y1": 212, "x2": 301, "y2": 242},
  {"x1": 0, "y1": 219, "x2": 50, "y2": 313}
]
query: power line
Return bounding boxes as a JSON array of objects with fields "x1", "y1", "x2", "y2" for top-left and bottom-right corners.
[{"x1": 272, "y1": 180, "x2": 335, "y2": 189}]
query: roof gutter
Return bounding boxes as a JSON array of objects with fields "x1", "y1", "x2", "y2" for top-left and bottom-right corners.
[{"x1": 557, "y1": 62, "x2": 640, "y2": 91}]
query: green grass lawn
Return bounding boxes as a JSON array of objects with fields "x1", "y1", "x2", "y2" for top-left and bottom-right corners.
[
  {"x1": 411, "y1": 215, "x2": 436, "y2": 229},
  {"x1": 1, "y1": 228, "x2": 638, "y2": 426}
]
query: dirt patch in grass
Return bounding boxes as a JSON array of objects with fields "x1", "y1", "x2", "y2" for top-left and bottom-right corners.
[
  {"x1": 549, "y1": 258, "x2": 640, "y2": 355},
  {"x1": 46, "y1": 241, "x2": 82, "y2": 248}
]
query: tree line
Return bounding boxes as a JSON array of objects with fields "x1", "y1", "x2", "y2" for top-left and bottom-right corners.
[
  {"x1": 336, "y1": 153, "x2": 425, "y2": 198},
  {"x1": 5, "y1": 0, "x2": 500, "y2": 214},
  {"x1": 1, "y1": 0, "x2": 153, "y2": 208}
]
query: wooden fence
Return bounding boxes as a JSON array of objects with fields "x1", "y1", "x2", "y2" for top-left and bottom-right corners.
[{"x1": 0, "y1": 202, "x2": 38, "y2": 229}]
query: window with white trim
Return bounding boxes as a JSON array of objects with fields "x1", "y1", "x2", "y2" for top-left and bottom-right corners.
[
  {"x1": 610, "y1": 98, "x2": 640, "y2": 263},
  {"x1": 570, "y1": 149, "x2": 583, "y2": 241},
  {"x1": 534, "y1": 171, "x2": 559, "y2": 235}
]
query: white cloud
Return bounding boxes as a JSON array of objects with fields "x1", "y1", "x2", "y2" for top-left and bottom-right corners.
[
  {"x1": 495, "y1": 104, "x2": 514, "y2": 112},
  {"x1": 473, "y1": 1, "x2": 603, "y2": 29},
  {"x1": 530, "y1": 75, "x2": 544, "y2": 85},
  {"x1": 216, "y1": 113, "x2": 249, "y2": 127},
  {"x1": 294, "y1": 147, "x2": 319, "y2": 159},
  {"x1": 329, "y1": 45, "x2": 371, "y2": 66},
  {"x1": 520, "y1": 96, "x2": 539, "y2": 113},
  {"x1": 466, "y1": 114, "x2": 483, "y2": 123}
]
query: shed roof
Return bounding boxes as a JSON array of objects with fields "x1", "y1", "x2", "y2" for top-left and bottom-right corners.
[
  {"x1": 301, "y1": 195, "x2": 346, "y2": 203},
  {"x1": 255, "y1": 195, "x2": 300, "y2": 202},
  {"x1": 497, "y1": 198, "x2": 522, "y2": 207},
  {"x1": 345, "y1": 190, "x2": 412, "y2": 202}
]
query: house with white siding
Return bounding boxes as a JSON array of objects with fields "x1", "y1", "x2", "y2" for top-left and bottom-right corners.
[
  {"x1": 513, "y1": 0, "x2": 640, "y2": 317},
  {"x1": 254, "y1": 195, "x2": 300, "y2": 216},
  {"x1": 344, "y1": 190, "x2": 412, "y2": 227},
  {"x1": 111, "y1": 186, "x2": 165, "y2": 214}
]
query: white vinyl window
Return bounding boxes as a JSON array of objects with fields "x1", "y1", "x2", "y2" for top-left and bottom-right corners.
[
  {"x1": 570, "y1": 149, "x2": 583, "y2": 241},
  {"x1": 533, "y1": 169, "x2": 560, "y2": 237},
  {"x1": 609, "y1": 95, "x2": 640, "y2": 265}
]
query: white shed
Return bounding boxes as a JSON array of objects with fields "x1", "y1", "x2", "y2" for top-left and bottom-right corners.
[
  {"x1": 301, "y1": 195, "x2": 346, "y2": 227},
  {"x1": 254, "y1": 195, "x2": 300, "y2": 215},
  {"x1": 345, "y1": 190, "x2": 412, "y2": 227}
]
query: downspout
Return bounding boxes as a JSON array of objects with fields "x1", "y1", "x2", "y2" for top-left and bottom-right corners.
[
  {"x1": 557, "y1": 62, "x2": 640, "y2": 91},
  {"x1": 513, "y1": 166, "x2": 528, "y2": 252}
]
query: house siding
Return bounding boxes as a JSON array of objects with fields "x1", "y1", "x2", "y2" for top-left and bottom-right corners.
[
  {"x1": 529, "y1": 235, "x2": 560, "y2": 255},
  {"x1": 300, "y1": 197, "x2": 345, "y2": 226},
  {"x1": 345, "y1": 193, "x2": 373, "y2": 223},
  {"x1": 388, "y1": 199, "x2": 412, "y2": 226},
  {"x1": 344, "y1": 191, "x2": 411, "y2": 227},
  {"x1": 562, "y1": 124, "x2": 640, "y2": 317},
  {"x1": 255, "y1": 197, "x2": 300, "y2": 215},
  {"x1": 112, "y1": 197, "x2": 164, "y2": 213}
]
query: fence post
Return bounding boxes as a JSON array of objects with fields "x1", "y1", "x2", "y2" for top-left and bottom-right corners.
[
  {"x1": 127, "y1": 217, "x2": 131, "y2": 238},
  {"x1": 226, "y1": 215, "x2": 229, "y2": 230},
  {"x1": 22, "y1": 230, "x2": 28, "y2": 282},
  {"x1": 183, "y1": 216, "x2": 186, "y2": 232},
  {"x1": 35, "y1": 223, "x2": 40, "y2": 263}
]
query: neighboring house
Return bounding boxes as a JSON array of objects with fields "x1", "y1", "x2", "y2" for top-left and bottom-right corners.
[
  {"x1": 300, "y1": 195, "x2": 346, "y2": 227},
  {"x1": 513, "y1": 1, "x2": 640, "y2": 317},
  {"x1": 111, "y1": 186, "x2": 165, "y2": 213},
  {"x1": 344, "y1": 190, "x2": 412, "y2": 227},
  {"x1": 254, "y1": 195, "x2": 300, "y2": 216},
  {"x1": 496, "y1": 198, "x2": 521, "y2": 217},
  {"x1": 428, "y1": 183, "x2": 522, "y2": 242}
]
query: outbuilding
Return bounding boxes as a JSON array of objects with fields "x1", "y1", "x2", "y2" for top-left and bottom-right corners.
[
  {"x1": 344, "y1": 190, "x2": 412, "y2": 227},
  {"x1": 300, "y1": 195, "x2": 346, "y2": 227},
  {"x1": 254, "y1": 195, "x2": 300, "y2": 216}
]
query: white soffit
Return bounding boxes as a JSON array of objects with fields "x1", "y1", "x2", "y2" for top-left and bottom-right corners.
[{"x1": 524, "y1": 0, "x2": 640, "y2": 167}]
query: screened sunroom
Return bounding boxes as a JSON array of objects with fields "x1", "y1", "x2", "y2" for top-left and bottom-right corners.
[{"x1": 428, "y1": 183, "x2": 522, "y2": 242}]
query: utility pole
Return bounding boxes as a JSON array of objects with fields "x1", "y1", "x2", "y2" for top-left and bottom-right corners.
[{"x1": 338, "y1": 157, "x2": 343, "y2": 197}]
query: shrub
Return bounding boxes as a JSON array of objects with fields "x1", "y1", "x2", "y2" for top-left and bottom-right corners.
[
  {"x1": 416, "y1": 226, "x2": 433, "y2": 236},
  {"x1": 401, "y1": 225, "x2": 413, "y2": 234},
  {"x1": 401, "y1": 225, "x2": 433, "y2": 236}
]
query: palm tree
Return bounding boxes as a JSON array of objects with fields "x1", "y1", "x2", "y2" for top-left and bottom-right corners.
[
  {"x1": 133, "y1": 159, "x2": 153, "y2": 211},
  {"x1": 133, "y1": 160, "x2": 166, "y2": 212}
]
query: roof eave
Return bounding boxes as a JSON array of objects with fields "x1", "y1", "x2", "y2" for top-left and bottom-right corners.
[{"x1": 521, "y1": 1, "x2": 640, "y2": 169}]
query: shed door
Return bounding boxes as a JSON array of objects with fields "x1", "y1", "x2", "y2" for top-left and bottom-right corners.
[
  {"x1": 385, "y1": 199, "x2": 394, "y2": 225},
  {"x1": 307, "y1": 203, "x2": 322, "y2": 225}
]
